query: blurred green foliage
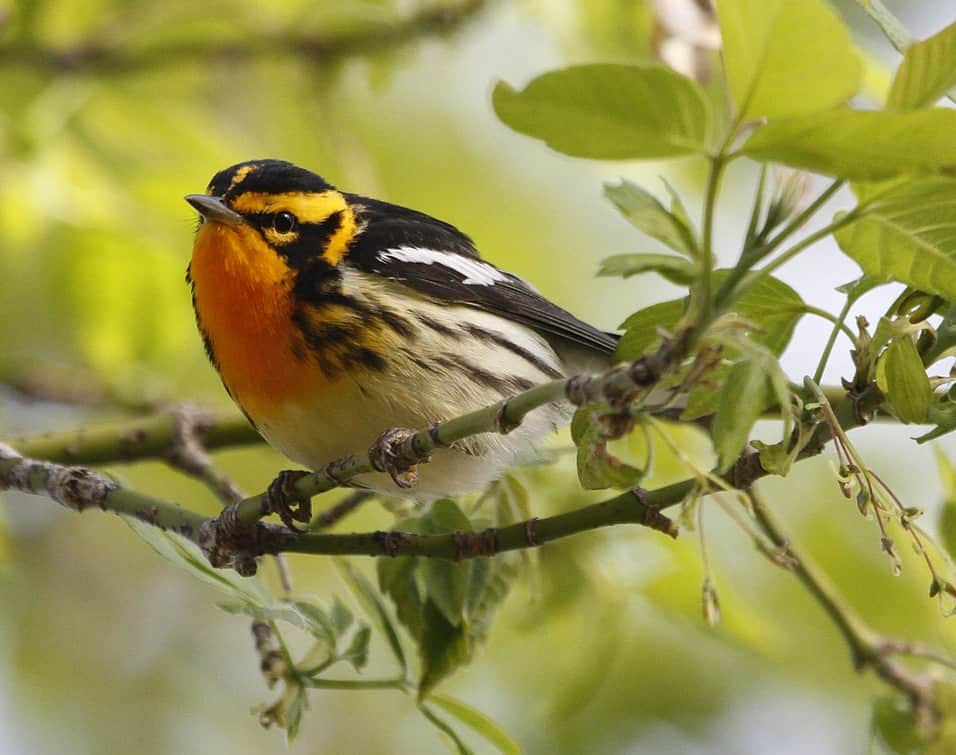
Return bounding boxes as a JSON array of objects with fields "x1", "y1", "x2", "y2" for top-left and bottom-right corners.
[{"x1": 2, "y1": 1, "x2": 956, "y2": 754}]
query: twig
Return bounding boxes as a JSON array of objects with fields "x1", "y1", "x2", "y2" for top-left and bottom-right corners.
[
  {"x1": 311, "y1": 491, "x2": 376, "y2": 530},
  {"x1": 166, "y1": 405, "x2": 244, "y2": 505},
  {"x1": 749, "y1": 488, "x2": 938, "y2": 727},
  {"x1": 161, "y1": 406, "x2": 295, "y2": 591}
]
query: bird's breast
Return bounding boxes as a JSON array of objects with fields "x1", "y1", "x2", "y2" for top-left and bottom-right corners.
[{"x1": 189, "y1": 221, "x2": 333, "y2": 420}]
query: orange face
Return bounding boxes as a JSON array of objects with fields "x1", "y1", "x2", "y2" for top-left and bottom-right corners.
[{"x1": 189, "y1": 217, "x2": 322, "y2": 418}]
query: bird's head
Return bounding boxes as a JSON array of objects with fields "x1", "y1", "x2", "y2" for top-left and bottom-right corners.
[{"x1": 185, "y1": 159, "x2": 358, "y2": 272}]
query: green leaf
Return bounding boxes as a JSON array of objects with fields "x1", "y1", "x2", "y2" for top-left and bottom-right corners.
[
  {"x1": 615, "y1": 271, "x2": 805, "y2": 363},
  {"x1": 660, "y1": 178, "x2": 695, "y2": 242},
  {"x1": 835, "y1": 274, "x2": 888, "y2": 303},
  {"x1": 492, "y1": 64, "x2": 712, "y2": 159},
  {"x1": 887, "y1": 21, "x2": 956, "y2": 109},
  {"x1": 871, "y1": 695, "x2": 925, "y2": 755},
  {"x1": 598, "y1": 253, "x2": 697, "y2": 285},
  {"x1": 330, "y1": 596, "x2": 354, "y2": 635},
  {"x1": 423, "y1": 499, "x2": 472, "y2": 533},
  {"x1": 464, "y1": 555, "x2": 519, "y2": 644},
  {"x1": 937, "y1": 449, "x2": 956, "y2": 562},
  {"x1": 378, "y1": 555, "x2": 425, "y2": 642},
  {"x1": 719, "y1": 0, "x2": 861, "y2": 119},
  {"x1": 123, "y1": 517, "x2": 272, "y2": 605},
  {"x1": 872, "y1": 682, "x2": 956, "y2": 754},
  {"x1": 615, "y1": 299, "x2": 687, "y2": 361},
  {"x1": 335, "y1": 560, "x2": 407, "y2": 674},
  {"x1": 835, "y1": 177, "x2": 956, "y2": 301},
  {"x1": 916, "y1": 399, "x2": 956, "y2": 443},
  {"x1": 680, "y1": 363, "x2": 730, "y2": 421},
  {"x1": 285, "y1": 686, "x2": 307, "y2": 743},
  {"x1": 922, "y1": 303, "x2": 956, "y2": 364},
  {"x1": 341, "y1": 624, "x2": 371, "y2": 671},
  {"x1": 424, "y1": 559, "x2": 472, "y2": 629},
  {"x1": 289, "y1": 600, "x2": 339, "y2": 647},
  {"x1": 571, "y1": 405, "x2": 644, "y2": 490},
  {"x1": 429, "y1": 694, "x2": 522, "y2": 755},
  {"x1": 876, "y1": 337, "x2": 932, "y2": 423},
  {"x1": 741, "y1": 109, "x2": 956, "y2": 180},
  {"x1": 422, "y1": 500, "x2": 473, "y2": 628},
  {"x1": 712, "y1": 360, "x2": 770, "y2": 471},
  {"x1": 721, "y1": 272, "x2": 806, "y2": 356},
  {"x1": 604, "y1": 180, "x2": 698, "y2": 258},
  {"x1": 418, "y1": 599, "x2": 472, "y2": 697},
  {"x1": 490, "y1": 474, "x2": 532, "y2": 525},
  {"x1": 218, "y1": 601, "x2": 312, "y2": 630}
]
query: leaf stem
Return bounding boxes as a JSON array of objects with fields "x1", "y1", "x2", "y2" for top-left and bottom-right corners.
[
  {"x1": 802, "y1": 304, "x2": 857, "y2": 346},
  {"x1": 301, "y1": 676, "x2": 407, "y2": 690},
  {"x1": 813, "y1": 295, "x2": 857, "y2": 385},
  {"x1": 698, "y1": 155, "x2": 727, "y2": 327},
  {"x1": 715, "y1": 177, "x2": 844, "y2": 308},
  {"x1": 761, "y1": 178, "x2": 845, "y2": 263},
  {"x1": 727, "y1": 211, "x2": 861, "y2": 306}
]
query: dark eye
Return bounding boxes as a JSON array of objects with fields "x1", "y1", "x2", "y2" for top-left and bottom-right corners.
[{"x1": 273, "y1": 212, "x2": 296, "y2": 234}]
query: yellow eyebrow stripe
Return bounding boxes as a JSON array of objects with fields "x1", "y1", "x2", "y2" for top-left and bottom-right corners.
[
  {"x1": 229, "y1": 164, "x2": 256, "y2": 189},
  {"x1": 230, "y1": 190, "x2": 356, "y2": 265}
]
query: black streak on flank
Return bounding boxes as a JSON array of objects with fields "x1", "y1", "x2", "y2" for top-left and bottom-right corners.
[
  {"x1": 349, "y1": 346, "x2": 387, "y2": 372},
  {"x1": 460, "y1": 322, "x2": 563, "y2": 380},
  {"x1": 375, "y1": 306, "x2": 415, "y2": 339},
  {"x1": 433, "y1": 355, "x2": 534, "y2": 396},
  {"x1": 413, "y1": 312, "x2": 458, "y2": 337}
]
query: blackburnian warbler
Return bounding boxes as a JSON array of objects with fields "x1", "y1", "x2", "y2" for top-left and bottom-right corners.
[{"x1": 185, "y1": 159, "x2": 617, "y2": 503}]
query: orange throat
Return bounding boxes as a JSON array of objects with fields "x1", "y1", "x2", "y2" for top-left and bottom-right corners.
[{"x1": 189, "y1": 221, "x2": 317, "y2": 418}]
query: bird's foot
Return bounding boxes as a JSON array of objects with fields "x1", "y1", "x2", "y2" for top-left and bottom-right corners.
[
  {"x1": 265, "y1": 469, "x2": 313, "y2": 531},
  {"x1": 368, "y1": 427, "x2": 429, "y2": 489}
]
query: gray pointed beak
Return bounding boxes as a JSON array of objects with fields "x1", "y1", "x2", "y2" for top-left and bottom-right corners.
[{"x1": 185, "y1": 194, "x2": 244, "y2": 227}]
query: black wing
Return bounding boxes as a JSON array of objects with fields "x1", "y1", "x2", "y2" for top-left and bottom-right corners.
[{"x1": 346, "y1": 195, "x2": 619, "y2": 356}]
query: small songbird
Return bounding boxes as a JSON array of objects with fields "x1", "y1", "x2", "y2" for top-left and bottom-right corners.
[{"x1": 185, "y1": 159, "x2": 617, "y2": 499}]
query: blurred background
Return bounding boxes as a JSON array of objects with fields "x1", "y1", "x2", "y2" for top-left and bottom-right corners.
[{"x1": 1, "y1": 1, "x2": 956, "y2": 753}]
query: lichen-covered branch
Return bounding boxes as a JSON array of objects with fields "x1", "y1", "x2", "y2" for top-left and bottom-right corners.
[{"x1": 0, "y1": 442, "x2": 207, "y2": 538}]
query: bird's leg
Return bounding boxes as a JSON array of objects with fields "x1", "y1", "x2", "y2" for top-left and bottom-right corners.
[
  {"x1": 264, "y1": 469, "x2": 313, "y2": 531},
  {"x1": 368, "y1": 427, "x2": 430, "y2": 489}
]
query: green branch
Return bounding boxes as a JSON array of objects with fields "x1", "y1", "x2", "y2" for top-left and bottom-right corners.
[
  {"x1": 1, "y1": 407, "x2": 262, "y2": 466},
  {"x1": 0, "y1": 381, "x2": 876, "y2": 568},
  {"x1": 697, "y1": 155, "x2": 727, "y2": 326}
]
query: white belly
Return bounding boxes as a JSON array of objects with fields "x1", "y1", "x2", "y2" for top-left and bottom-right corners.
[{"x1": 254, "y1": 300, "x2": 572, "y2": 498}]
